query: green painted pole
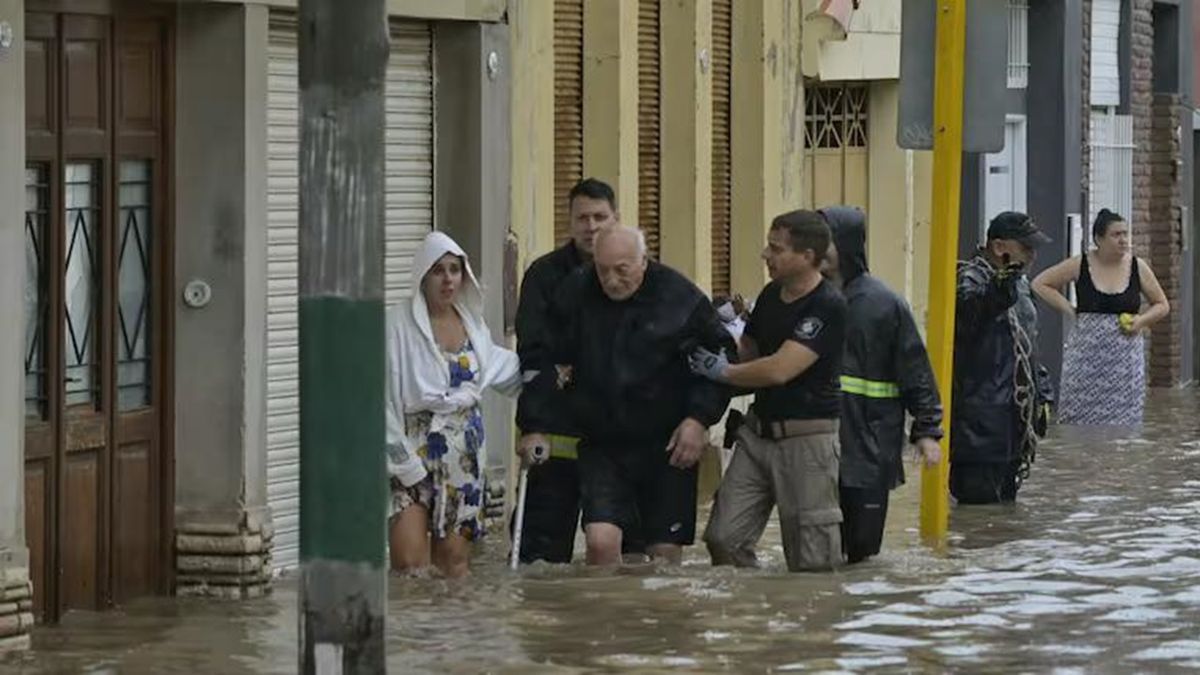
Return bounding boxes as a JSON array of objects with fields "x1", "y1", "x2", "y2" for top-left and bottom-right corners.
[{"x1": 297, "y1": 0, "x2": 388, "y2": 672}]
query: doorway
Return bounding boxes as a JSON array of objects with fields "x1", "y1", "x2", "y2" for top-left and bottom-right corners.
[
  {"x1": 981, "y1": 115, "x2": 1028, "y2": 242},
  {"x1": 23, "y1": 5, "x2": 173, "y2": 622}
]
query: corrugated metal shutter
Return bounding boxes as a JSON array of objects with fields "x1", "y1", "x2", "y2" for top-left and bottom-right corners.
[
  {"x1": 554, "y1": 0, "x2": 584, "y2": 246},
  {"x1": 383, "y1": 22, "x2": 435, "y2": 301},
  {"x1": 711, "y1": 0, "x2": 732, "y2": 296},
  {"x1": 265, "y1": 14, "x2": 434, "y2": 573},
  {"x1": 638, "y1": 0, "x2": 661, "y2": 259},
  {"x1": 1090, "y1": 0, "x2": 1121, "y2": 107},
  {"x1": 266, "y1": 14, "x2": 301, "y2": 575}
]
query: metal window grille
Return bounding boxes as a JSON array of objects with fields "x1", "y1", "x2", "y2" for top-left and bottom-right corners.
[
  {"x1": 1007, "y1": 0, "x2": 1029, "y2": 89},
  {"x1": 804, "y1": 82, "x2": 869, "y2": 150},
  {"x1": 1088, "y1": 108, "x2": 1134, "y2": 232}
]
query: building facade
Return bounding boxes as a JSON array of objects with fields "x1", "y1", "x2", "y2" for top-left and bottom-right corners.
[
  {"x1": 955, "y1": 0, "x2": 1193, "y2": 388},
  {"x1": 1, "y1": 0, "x2": 866, "y2": 646}
]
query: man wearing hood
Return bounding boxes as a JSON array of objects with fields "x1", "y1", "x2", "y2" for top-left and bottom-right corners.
[
  {"x1": 521, "y1": 225, "x2": 735, "y2": 565},
  {"x1": 951, "y1": 212, "x2": 1054, "y2": 504},
  {"x1": 819, "y1": 206, "x2": 943, "y2": 564},
  {"x1": 514, "y1": 178, "x2": 619, "y2": 564}
]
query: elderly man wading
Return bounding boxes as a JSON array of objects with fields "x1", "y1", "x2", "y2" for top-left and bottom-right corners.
[{"x1": 520, "y1": 225, "x2": 736, "y2": 565}]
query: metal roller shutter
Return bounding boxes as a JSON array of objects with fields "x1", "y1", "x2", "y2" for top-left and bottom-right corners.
[
  {"x1": 265, "y1": 14, "x2": 434, "y2": 573},
  {"x1": 711, "y1": 0, "x2": 732, "y2": 296},
  {"x1": 554, "y1": 0, "x2": 584, "y2": 246},
  {"x1": 638, "y1": 0, "x2": 661, "y2": 259}
]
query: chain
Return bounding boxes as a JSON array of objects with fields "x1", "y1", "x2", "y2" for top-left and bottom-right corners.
[{"x1": 1008, "y1": 304, "x2": 1039, "y2": 485}]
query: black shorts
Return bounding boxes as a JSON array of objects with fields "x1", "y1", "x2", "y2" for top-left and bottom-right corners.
[{"x1": 577, "y1": 442, "x2": 698, "y2": 546}]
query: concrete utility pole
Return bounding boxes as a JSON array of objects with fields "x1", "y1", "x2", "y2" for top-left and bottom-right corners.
[{"x1": 297, "y1": 0, "x2": 388, "y2": 672}]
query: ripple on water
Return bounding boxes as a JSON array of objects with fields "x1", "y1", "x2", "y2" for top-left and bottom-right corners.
[
  {"x1": 1128, "y1": 640, "x2": 1200, "y2": 661},
  {"x1": 835, "y1": 632, "x2": 932, "y2": 649},
  {"x1": 1098, "y1": 607, "x2": 1178, "y2": 623}
]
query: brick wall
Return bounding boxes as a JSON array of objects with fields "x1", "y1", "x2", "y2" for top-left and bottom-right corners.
[
  {"x1": 1148, "y1": 94, "x2": 1184, "y2": 385},
  {"x1": 1131, "y1": 0, "x2": 1154, "y2": 262}
]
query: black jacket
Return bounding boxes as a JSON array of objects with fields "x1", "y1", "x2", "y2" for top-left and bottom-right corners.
[
  {"x1": 515, "y1": 242, "x2": 586, "y2": 436},
  {"x1": 952, "y1": 251, "x2": 1053, "y2": 465},
  {"x1": 522, "y1": 261, "x2": 736, "y2": 447},
  {"x1": 823, "y1": 207, "x2": 944, "y2": 490}
]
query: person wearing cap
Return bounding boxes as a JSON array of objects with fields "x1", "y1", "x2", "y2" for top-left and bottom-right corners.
[{"x1": 951, "y1": 211, "x2": 1055, "y2": 504}]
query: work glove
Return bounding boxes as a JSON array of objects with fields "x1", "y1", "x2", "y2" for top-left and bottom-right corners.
[{"x1": 688, "y1": 346, "x2": 731, "y2": 382}]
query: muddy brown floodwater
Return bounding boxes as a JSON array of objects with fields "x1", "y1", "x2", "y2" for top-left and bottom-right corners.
[{"x1": 5, "y1": 390, "x2": 1200, "y2": 673}]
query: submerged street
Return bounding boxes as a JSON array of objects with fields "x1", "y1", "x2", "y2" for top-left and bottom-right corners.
[{"x1": 5, "y1": 389, "x2": 1200, "y2": 673}]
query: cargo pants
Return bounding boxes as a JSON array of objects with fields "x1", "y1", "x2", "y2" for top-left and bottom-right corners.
[{"x1": 703, "y1": 419, "x2": 844, "y2": 572}]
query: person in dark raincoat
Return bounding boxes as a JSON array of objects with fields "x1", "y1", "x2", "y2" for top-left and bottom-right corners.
[
  {"x1": 952, "y1": 211, "x2": 1055, "y2": 504},
  {"x1": 819, "y1": 206, "x2": 943, "y2": 563}
]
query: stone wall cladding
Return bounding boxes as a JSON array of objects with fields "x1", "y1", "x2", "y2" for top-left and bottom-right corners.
[
  {"x1": 175, "y1": 515, "x2": 273, "y2": 600},
  {"x1": 1148, "y1": 93, "x2": 1184, "y2": 385},
  {"x1": 0, "y1": 564, "x2": 33, "y2": 652}
]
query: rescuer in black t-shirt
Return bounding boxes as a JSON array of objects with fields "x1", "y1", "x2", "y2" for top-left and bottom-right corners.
[{"x1": 689, "y1": 209, "x2": 847, "y2": 571}]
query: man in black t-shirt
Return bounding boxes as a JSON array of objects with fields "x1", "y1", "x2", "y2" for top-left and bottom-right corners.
[{"x1": 689, "y1": 209, "x2": 846, "y2": 571}]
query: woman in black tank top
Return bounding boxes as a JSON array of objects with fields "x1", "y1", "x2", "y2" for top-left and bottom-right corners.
[{"x1": 1031, "y1": 210, "x2": 1169, "y2": 427}]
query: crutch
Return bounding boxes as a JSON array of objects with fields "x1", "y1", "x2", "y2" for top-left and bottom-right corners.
[{"x1": 510, "y1": 443, "x2": 549, "y2": 570}]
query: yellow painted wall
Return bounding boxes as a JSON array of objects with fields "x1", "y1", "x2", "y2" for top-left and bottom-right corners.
[
  {"x1": 583, "y1": 0, "x2": 640, "y2": 222},
  {"x1": 729, "y1": 0, "x2": 806, "y2": 299},
  {"x1": 508, "y1": 0, "x2": 556, "y2": 265},
  {"x1": 659, "y1": 0, "x2": 714, "y2": 289},
  {"x1": 866, "y1": 81, "x2": 910, "y2": 301}
]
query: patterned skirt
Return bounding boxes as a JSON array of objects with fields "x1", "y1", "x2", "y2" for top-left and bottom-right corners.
[
  {"x1": 389, "y1": 406, "x2": 487, "y2": 541},
  {"x1": 1057, "y1": 313, "x2": 1146, "y2": 427}
]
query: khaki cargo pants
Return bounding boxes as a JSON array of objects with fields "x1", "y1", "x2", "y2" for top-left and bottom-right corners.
[{"x1": 703, "y1": 419, "x2": 844, "y2": 572}]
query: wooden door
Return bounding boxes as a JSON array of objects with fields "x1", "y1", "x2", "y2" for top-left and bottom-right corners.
[{"x1": 23, "y1": 6, "x2": 171, "y2": 623}]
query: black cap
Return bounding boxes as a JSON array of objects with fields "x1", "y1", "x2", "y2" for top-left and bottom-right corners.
[{"x1": 986, "y1": 211, "x2": 1051, "y2": 248}]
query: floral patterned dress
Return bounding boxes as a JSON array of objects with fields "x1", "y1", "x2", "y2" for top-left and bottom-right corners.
[{"x1": 391, "y1": 342, "x2": 488, "y2": 541}]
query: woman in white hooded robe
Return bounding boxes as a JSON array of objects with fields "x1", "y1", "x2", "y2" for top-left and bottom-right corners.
[{"x1": 386, "y1": 231, "x2": 521, "y2": 577}]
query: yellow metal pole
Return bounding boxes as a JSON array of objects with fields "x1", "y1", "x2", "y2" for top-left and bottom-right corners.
[{"x1": 920, "y1": 0, "x2": 967, "y2": 545}]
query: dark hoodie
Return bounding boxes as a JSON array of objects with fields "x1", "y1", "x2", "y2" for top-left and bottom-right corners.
[{"x1": 820, "y1": 207, "x2": 944, "y2": 490}]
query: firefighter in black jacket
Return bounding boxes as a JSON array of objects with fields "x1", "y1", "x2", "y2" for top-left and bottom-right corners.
[
  {"x1": 513, "y1": 179, "x2": 618, "y2": 563},
  {"x1": 820, "y1": 206, "x2": 944, "y2": 563},
  {"x1": 521, "y1": 225, "x2": 735, "y2": 565}
]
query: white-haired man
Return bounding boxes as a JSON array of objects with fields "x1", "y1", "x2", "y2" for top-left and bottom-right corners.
[{"x1": 521, "y1": 225, "x2": 736, "y2": 565}]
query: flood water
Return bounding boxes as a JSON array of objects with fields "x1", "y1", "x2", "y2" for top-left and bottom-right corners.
[{"x1": 5, "y1": 389, "x2": 1200, "y2": 673}]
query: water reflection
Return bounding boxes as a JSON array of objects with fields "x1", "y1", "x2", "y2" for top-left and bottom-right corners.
[{"x1": 5, "y1": 390, "x2": 1200, "y2": 672}]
